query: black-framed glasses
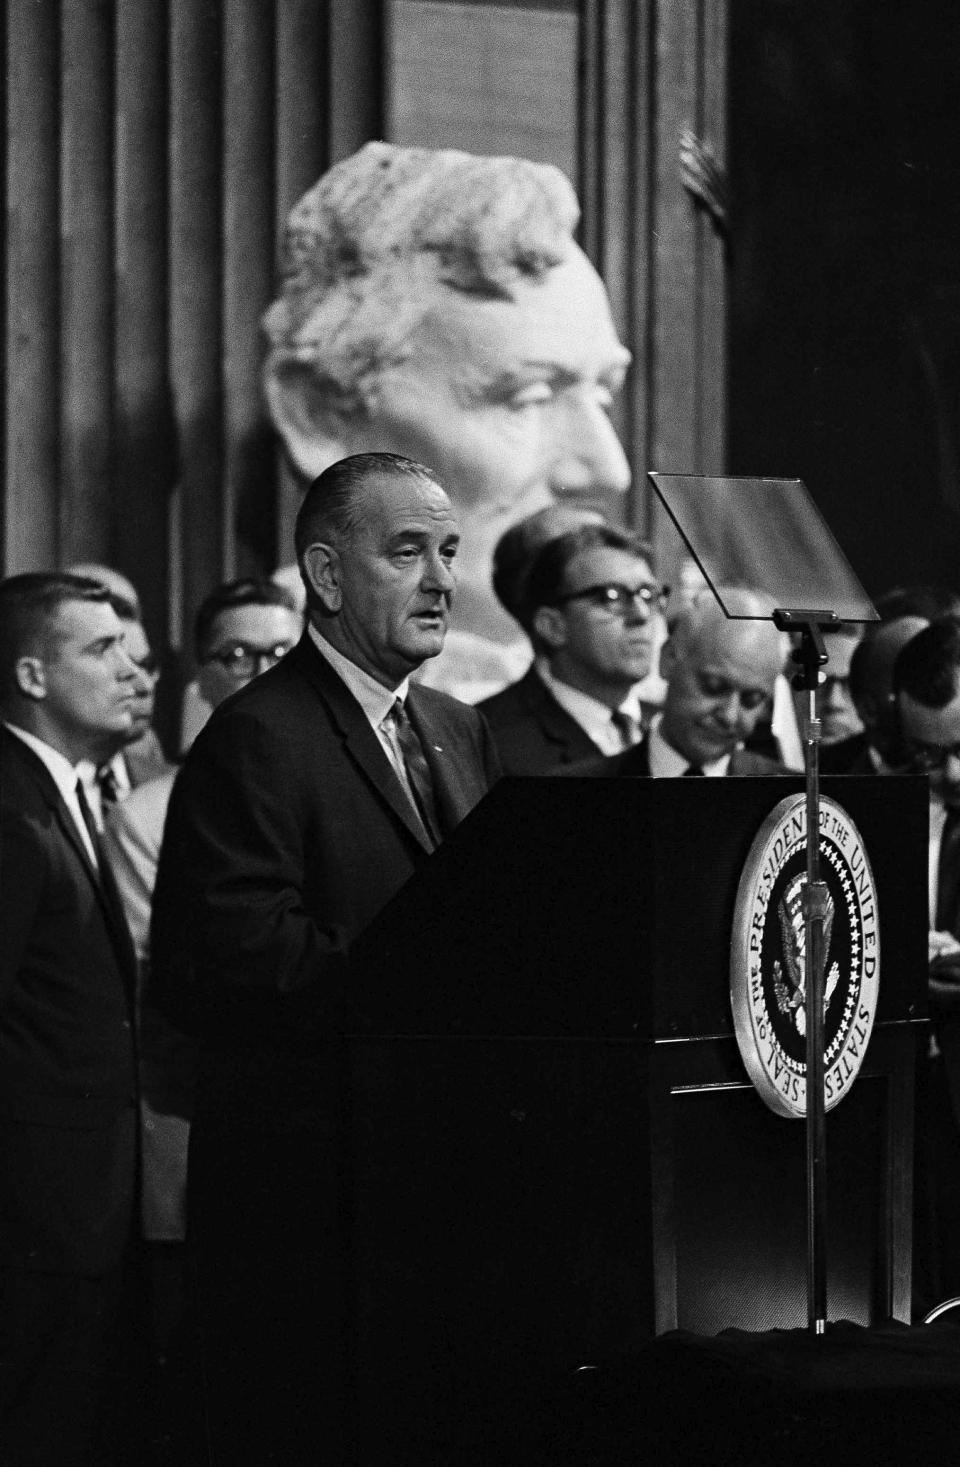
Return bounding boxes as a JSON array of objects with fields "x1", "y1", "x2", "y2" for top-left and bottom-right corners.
[
  {"x1": 201, "y1": 643, "x2": 293, "y2": 678},
  {"x1": 554, "y1": 582, "x2": 669, "y2": 617}
]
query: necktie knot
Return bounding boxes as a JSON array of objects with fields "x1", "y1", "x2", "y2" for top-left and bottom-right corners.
[
  {"x1": 610, "y1": 708, "x2": 639, "y2": 750},
  {"x1": 97, "y1": 763, "x2": 121, "y2": 808},
  {"x1": 683, "y1": 764, "x2": 706, "y2": 777}
]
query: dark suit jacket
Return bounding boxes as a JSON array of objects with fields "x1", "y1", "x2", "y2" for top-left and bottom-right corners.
[
  {"x1": 564, "y1": 733, "x2": 789, "y2": 778},
  {"x1": 477, "y1": 668, "x2": 602, "y2": 774},
  {"x1": 819, "y1": 731, "x2": 872, "y2": 775},
  {"x1": 150, "y1": 635, "x2": 499, "y2": 1256},
  {"x1": 0, "y1": 727, "x2": 138, "y2": 1276}
]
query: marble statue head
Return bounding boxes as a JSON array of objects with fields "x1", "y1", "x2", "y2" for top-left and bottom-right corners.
[{"x1": 263, "y1": 142, "x2": 632, "y2": 695}]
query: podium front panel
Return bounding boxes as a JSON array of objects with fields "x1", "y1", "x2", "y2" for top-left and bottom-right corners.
[
  {"x1": 344, "y1": 773, "x2": 927, "y2": 1459},
  {"x1": 351, "y1": 774, "x2": 927, "y2": 1040}
]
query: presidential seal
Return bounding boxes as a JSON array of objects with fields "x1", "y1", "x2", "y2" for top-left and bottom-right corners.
[{"x1": 730, "y1": 795, "x2": 880, "y2": 1119}]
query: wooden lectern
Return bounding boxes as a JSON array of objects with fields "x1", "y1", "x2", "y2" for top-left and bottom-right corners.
[{"x1": 344, "y1": 774, "x2": 927, "y2": 1462}]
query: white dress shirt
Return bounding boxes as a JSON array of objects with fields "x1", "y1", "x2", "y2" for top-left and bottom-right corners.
[
  {"x1": 646, "y1": 715, "x2": 732, "y2": 778},
  {"x1": 75, "y1": 751, "x2": 132, "y2": 831},
  {"x1": 308, "y1": 624, "x2": 418, "y2": 801},
  {"x1": 534, "y1": 659, "x2": 644, "y2": 755}
]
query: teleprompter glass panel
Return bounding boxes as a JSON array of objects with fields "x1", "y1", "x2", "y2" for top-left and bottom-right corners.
[{"x1": 648, "y1": 474, "x2": 878, "y2": 623}]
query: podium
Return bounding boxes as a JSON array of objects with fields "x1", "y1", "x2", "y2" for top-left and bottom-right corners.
[{"x1": 344, "y1": 774, "x2": 927, "y2": 1461}]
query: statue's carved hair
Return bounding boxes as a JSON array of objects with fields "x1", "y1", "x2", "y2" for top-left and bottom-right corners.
[{"x1": 263, "y1": 142, "x2": 580, "y2": 435}]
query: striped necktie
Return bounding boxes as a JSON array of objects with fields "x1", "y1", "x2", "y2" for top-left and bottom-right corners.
[
  {"x1": 610, "y1": 709, "x2": 640, "y2": 749},
  {"x1": 97, "y1": 762, "x2": 121, "y2": 812},
  {"x1": 75, "y1": 779, "x2": 133, "y2": 957},
  {"x1": 386, "y1": 700, "x2": 441, "y2": 849}
]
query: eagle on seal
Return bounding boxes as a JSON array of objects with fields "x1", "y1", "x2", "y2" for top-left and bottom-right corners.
[{"x1": 772, "y1": 874, "x2": 841, "y2": 1038}]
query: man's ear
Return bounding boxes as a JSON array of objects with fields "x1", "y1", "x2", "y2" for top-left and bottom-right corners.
[
  {"x1": 301, "y1": 542, "x2": 343, "y2": 613},
  {"x1": 15, "y1": 656, "x2": 46, "y2": 701},
  {"x1": 532, "y1": 605, "x2": 568, "y2": 653}
]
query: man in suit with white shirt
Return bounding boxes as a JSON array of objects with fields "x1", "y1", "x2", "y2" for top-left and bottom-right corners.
[
  {"x1": 0, "y1": 573, "x2": 139, "y2": 1465},
  {"x1": 103, "y1": 579, "x2": 301, "y2": 1434},
  {"x1": 568, "y1": 589, "x2": 788, "y2": 777},
  {"x1": 478, "y1": 523, "x2": 662, "y2": 773},
  {"x1": 151, "y1": 452, "x2": 499, "y2": 1462}
]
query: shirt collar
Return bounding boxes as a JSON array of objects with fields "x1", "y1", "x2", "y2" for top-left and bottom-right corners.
[
  {"x1": 308, "y1": 622, "x2": 410, "y2": 726},
  {"x1": 647, "y1": 714, "x2": 732, "y2": 777},
  {"x1": 534, "y1": 658, "x2": 643, "y2": 745},
  {"x1": 3, "y1": 721, "x2": 83, "y2": 801},
  {"x1": 75, "y1": 751, "x2": 130, "y2": 794}
]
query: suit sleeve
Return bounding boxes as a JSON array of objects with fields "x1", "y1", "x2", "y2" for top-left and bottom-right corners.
[
  {"x1": 0, "y1": 807, "x2": 48, "y2": 1006},
  {"x1": 150, "y1": 707, "x2": 350, "y2": 1040}
]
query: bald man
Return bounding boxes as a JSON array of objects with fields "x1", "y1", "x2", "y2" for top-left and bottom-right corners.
[{"x1": 566, "y1": 590, "x2": 789, "y2": 777}]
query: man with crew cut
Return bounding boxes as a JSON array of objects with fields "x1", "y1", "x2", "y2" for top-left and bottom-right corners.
[{"x1": 0, "y1": 574, "x2": 139, "y2": 1465}]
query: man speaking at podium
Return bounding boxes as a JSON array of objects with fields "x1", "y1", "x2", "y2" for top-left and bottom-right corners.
[
  {"x1": 568, "y1": 591, "x2": 788, "y2": 777},
  {"x1": 151, "y1": 452, "x2": 499, "y2": 1462}
]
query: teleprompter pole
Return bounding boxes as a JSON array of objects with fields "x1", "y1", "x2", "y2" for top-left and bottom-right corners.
[{"x1": 774, "y1": 608, "x2": 841, "y2": 1336}]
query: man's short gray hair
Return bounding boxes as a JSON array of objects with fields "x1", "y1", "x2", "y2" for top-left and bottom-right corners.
[{"x1": 263, "y1": 142, "x2": 580, "y2": 439}]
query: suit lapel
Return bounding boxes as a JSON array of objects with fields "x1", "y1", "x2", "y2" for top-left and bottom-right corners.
[
  {"x1": 404, "y1": 690, "x2": 470, "y2": 838},
  {"x1": 93, "y1": 838, "x2": 139, "y2": 997},
  {"x1": 295, "y1": 639, "x2": 435, "y2": 854},
  {"x1": 52, "y1": 795, "x2": 137, "y2": 998},
  {"x1": 6, "y1": 735, "x2": 138, "y2": 1000},
  {"x1": 52, "y1": 796, "x2": 100, "y2": 886},
  {"x1": 524, "y1": 672, "x2": 599, "y2": 762}
]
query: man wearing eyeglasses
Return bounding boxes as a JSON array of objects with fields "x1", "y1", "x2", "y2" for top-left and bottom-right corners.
[
  {"x1": 101, "y1": 578, "x2": 301, "y2": 1422},
  {"x1": 104, "y1": 580, "x2": 301, "y2": 1183},
  {"x1": 478, "y1": 523, "x2": 662, "y2": 773},
  {"x1": 569, "y1": 589, "x2": 789, "y2": 778},
  {"x1": 105, "y1": 580, "x2": 302, "y2": 963}
]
